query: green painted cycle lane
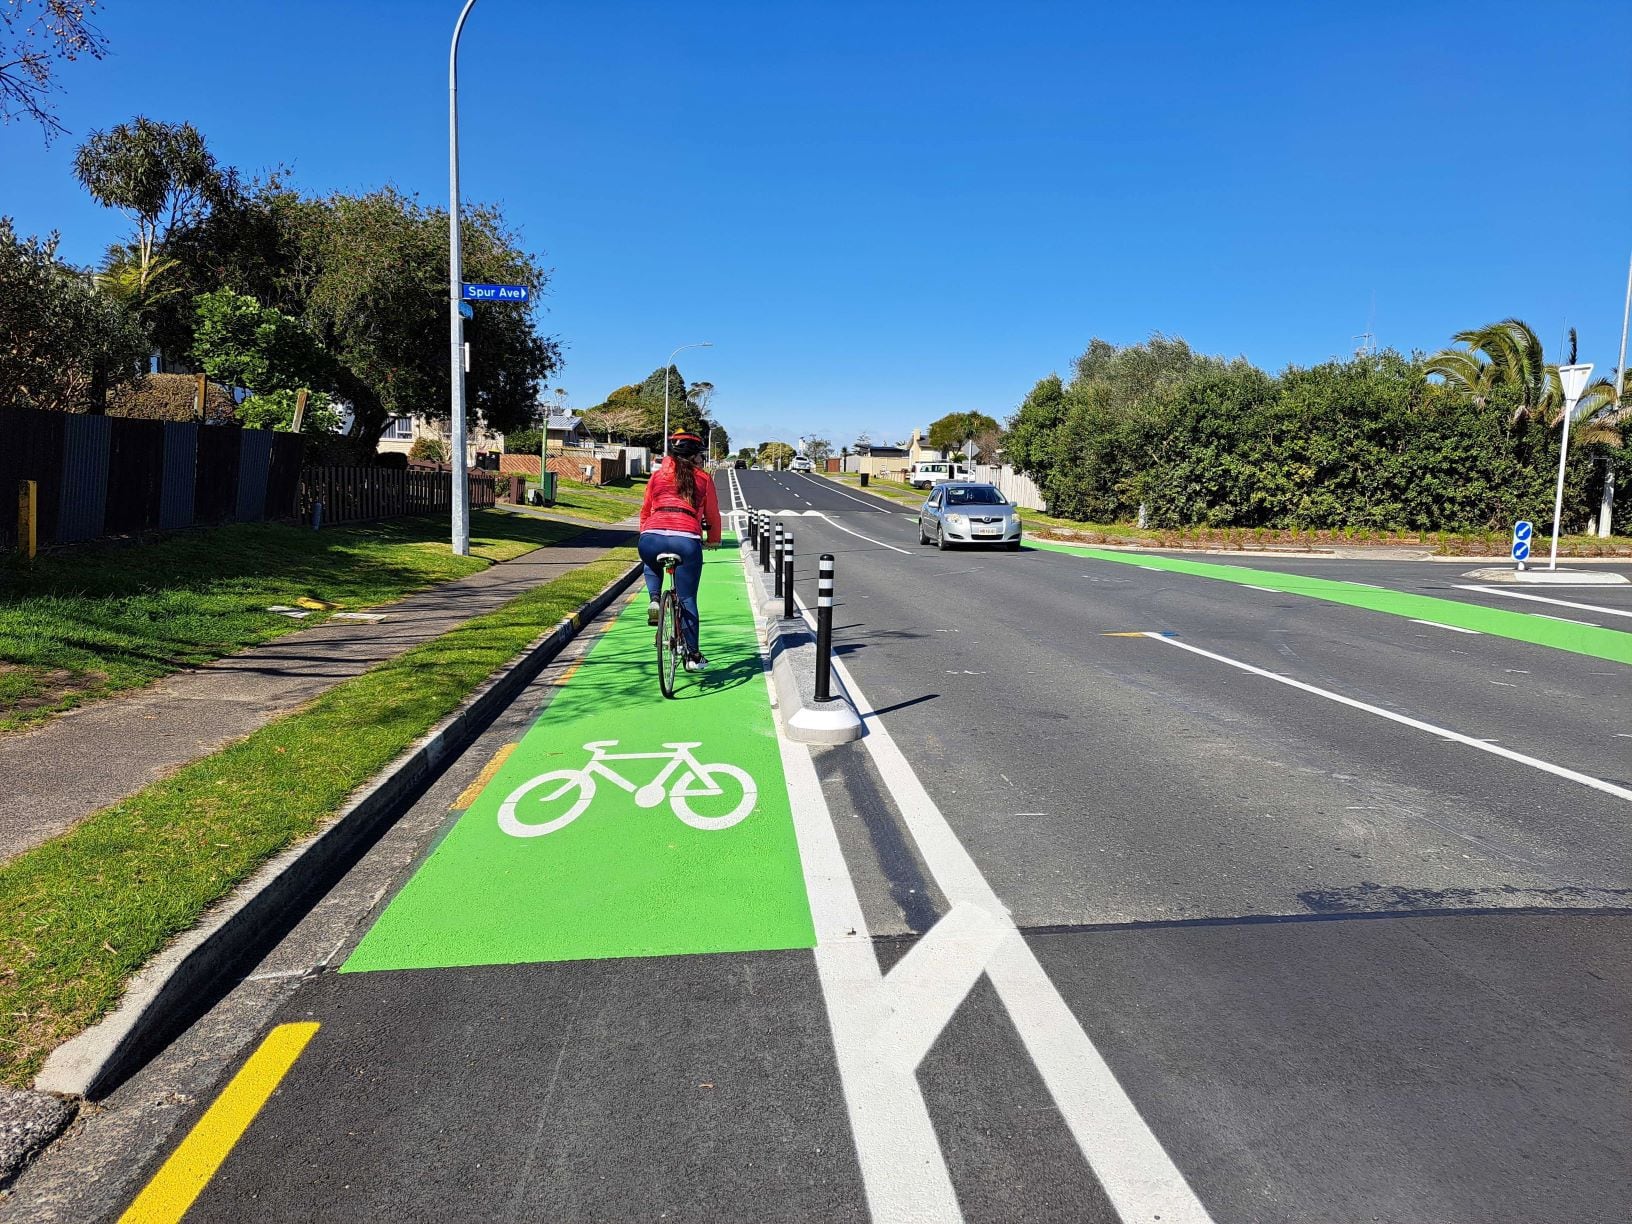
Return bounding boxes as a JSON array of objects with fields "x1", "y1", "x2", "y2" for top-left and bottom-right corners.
[
  {"x1": 1027, "y1": 539, "x2": 1632, "y2": 666},
  {"x1": 342, "y1": 540, "x2": 815, "y2": 972}
]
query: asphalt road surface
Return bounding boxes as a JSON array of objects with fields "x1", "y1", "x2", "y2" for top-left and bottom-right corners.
[
  {"x1": 731, "y1": 467, "x2": 1631, "y2": 1223},
  {"x1": 29, "y1": 468, "x2": 1627, "y2": 1224}
]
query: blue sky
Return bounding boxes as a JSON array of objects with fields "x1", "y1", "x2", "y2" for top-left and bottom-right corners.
[{"x1": 5, "y1": 0, "x2": 1629, "y2": 450}]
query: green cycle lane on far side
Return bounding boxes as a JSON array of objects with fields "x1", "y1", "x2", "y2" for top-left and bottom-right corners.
[
  {"x1": 343, "y1": 538, "x2": 815, "y2": 972},
  {"x1": 1026, "y1": 539, "x2": 1632, "y2": 667}
]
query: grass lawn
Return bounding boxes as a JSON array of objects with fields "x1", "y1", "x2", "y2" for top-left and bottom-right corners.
[
  {"x1": 818, "y1": 472, "x2": 1630, "y2": 558},
  {"x1": 0, "y1": 547, "x2": 637, "y2": 1088},
  {"x1": 0, "y1": 510, "x2": 582, "y2": 733},
  {"x1": 542, "y1": 478, "x2": 645, "y2": 524}
]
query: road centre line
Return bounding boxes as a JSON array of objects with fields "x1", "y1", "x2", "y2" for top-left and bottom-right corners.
[
  {"x1": 120, "y1": 1023, "x2": 319, "y2": 1224},
  {"x1": 1450, "y1": 585, "x2": 1632, "y2": 620},
  {"x1": 1144, "y1": 633, "x2": 1632, "y2": 804},
  {"x1": 1410, "y1": 619, "x2": 1481, "y2": 634},
  {"x1": 775, "y1": 580, "x2": 1213, "y2": 1223}
]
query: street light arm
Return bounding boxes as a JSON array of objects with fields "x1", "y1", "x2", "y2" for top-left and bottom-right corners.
[{"x1": 662, "y1": 341, "x2": 713, "y2": 455}]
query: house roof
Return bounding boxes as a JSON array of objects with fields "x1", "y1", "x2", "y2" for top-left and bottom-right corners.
[{"x1": 544, "y1": 411, "x2": 584, "y2": 430}]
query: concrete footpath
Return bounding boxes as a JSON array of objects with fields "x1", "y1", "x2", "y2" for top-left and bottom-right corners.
[{"x1": 0, "y1": 527, "x2": 633, "y2": 863}]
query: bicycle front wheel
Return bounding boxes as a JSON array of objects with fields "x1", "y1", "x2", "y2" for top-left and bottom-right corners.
[{"x1": 657, "y1": 590, "x2": 682, "y2": 699}]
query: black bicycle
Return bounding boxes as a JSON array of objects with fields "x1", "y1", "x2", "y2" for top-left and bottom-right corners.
[{"x1": 654, "y1": 551, "x2": 684, "y2": 699}]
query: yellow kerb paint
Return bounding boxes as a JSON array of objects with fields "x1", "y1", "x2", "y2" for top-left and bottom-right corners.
[
  {"x1": 119, "y1": 1022, "x2": 319, "y2": 1224},
  {"x1": 452, "y1": 742, "x2": 517, "y2": 810}
]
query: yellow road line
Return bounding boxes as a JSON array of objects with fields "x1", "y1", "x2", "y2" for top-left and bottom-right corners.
[
  {"x1": 119, "y1": 1022, "x2": 319, "y2": 1224},
  {"x1": 452, "y1": 742, "x2": 517, "y2": 809}
]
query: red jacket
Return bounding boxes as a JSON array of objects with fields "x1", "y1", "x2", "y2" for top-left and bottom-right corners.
[{"x1": 640, "y1": 459, "x2": 722, "y2": 545}]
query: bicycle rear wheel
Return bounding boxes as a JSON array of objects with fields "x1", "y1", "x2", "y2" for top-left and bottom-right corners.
[{"x1": 657, "y1": 589, "x2": 682, "y2": 698}]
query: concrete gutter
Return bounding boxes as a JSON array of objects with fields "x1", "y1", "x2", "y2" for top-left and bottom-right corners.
[
  {"x1": 34, "y1": 560, "x2": 642, "y2": 1102},
  {"x1": 738, "y1": 537, "x2": 862, "y2": 745}
]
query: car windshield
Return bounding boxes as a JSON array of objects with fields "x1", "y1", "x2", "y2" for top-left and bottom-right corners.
[{"x1": 944, "y1": 486, "x2": 1006, "y2": 506}]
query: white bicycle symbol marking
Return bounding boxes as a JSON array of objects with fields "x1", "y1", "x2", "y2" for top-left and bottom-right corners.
[{"x1": 497, "y1": 740, "x2": 758, "y2": 838}]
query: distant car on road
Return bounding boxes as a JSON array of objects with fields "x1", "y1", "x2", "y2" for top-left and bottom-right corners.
[
  {"x1": 734, "y1": 460, "x2": 747, "y2": 469},
  {"x1": 789, "y1": 454, "x2": 813, "y2": 472},
  {"x1": 917, "y1": 482, "x2": 1021, "y2": 550}
]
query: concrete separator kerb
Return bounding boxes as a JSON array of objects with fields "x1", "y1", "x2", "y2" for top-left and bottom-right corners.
[
  {"x1": 739, "y1": 538, "x2": 862, "y2": 744},
  {"x1": 34, "y1": 559, "x2": 643, "y2": 1102}
]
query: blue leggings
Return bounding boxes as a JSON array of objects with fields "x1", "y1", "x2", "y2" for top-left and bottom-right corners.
[{"x1": 639, "y1": 531, "x2": 703, "y2": 655}]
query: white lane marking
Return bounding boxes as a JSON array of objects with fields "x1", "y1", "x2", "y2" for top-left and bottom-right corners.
[
  {"x1": 746, "y1": 561, "x2": 966, "y2": 1219},
  {"x1": 827, "y1": 643, "x2": 1214, "y2": 1223},
  {"x1": 1146, "y1": 633, "x2": 1632, "y2": 804},
  {"x1": 1534, "y1": 613, "x2": 1602, "y2": 628},
  {"x1": 812, "y1": 512, "x2": 914, "y2": 555},
  {"x1": 1452, "y1": 584, "x2": 1632, "y2": 619},
  {"x1": 1244, "y1": 585, "x2": 1279, "y2": 593},
  {"x1": 1410, "y1": 619, "x2": 1482, "y2": 634},
  {"x1": 783, "y1": 582, "x2": 1213, "y2": 1222}
]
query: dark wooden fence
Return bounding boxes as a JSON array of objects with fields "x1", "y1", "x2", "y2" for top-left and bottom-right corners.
[
  {"x1": 299, "y1": 466, "x2": 495, "y2": 526},
  {"x1": 2, "y1": 405, "x2": 304, "y2": 550}
]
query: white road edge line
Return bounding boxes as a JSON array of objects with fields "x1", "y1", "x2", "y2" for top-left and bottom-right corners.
[
  {"x1": 1410, "y1": 619, "x2": 1482, "y2": 635},
  {"x1": 1534, "y1": 613, "x2": 1602, "y2": 628},
  {"x1": 1452, "y1": 584, "x2": 1632, "y2": 620},
  {"x1": 1145, "y1": 633, "x2": 1632, "y2": 804},
  {"x1": 782, "y1": 587, "x2": 1214, "y2": 1224}
]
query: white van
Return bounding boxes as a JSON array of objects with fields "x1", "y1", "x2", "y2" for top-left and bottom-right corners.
[
  {"x1": 908, "y1": 460, "x2": 963, "y2": 489},
  {"x1": 789, "y1": 453, "x2": 813, "y2": 472}
]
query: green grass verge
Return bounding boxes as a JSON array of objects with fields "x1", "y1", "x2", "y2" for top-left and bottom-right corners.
[
  {"x1": 0, "y1": 547, "x2": 637, "y2": 1088},
  {"x1": 546, "y1": 481, "x2": 644, "y2": 523},
  {"x1": 0, "y1": 510, "x2": 582, "y2": 732}
]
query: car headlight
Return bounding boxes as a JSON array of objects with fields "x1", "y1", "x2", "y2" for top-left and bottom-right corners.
[{"x1": 946, "y1": 513, "x2": 967, "y2": 526}]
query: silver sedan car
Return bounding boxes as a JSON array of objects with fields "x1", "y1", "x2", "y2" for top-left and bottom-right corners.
[{"x1": 916, "y1": 482, "x2": 1022, "y2": 550}]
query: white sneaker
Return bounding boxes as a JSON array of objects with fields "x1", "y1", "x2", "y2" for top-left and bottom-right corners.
[
  {"x1": 684, "y1": 653, "x2": 708, "y2": 674},
  {"x1": 647, "y1": 601, "x2": 661, "y2": 625}
]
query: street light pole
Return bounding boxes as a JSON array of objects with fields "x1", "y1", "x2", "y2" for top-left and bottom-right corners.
[
  {"x1": 447, "y1": 0, "x2": 479, "y2": 557},
  {"x1": 662, "y1": 341, "x2": 712, "y2": 457},
  {"x1": 1548, "y1": 363, "x2": 1594, "y2": 570}
]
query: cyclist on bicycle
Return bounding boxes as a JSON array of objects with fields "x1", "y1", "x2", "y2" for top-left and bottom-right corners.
[{"x1": 639, "y1": 431, "x2": 722, "y2": 673}]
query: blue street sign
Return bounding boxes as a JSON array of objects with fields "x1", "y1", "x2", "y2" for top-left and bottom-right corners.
[
  {"x1": 461, "y1": 283, "x2": 530, "y2": 303},
  {"x1": 458, "y1": 301, "x2": 474, "y2": 319},
  {"x1": 1511, "y1": 519, "x2": 1533, "y2": 562}
]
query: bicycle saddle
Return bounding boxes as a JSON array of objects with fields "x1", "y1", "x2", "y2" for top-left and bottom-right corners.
[{"x1": 656, "y1": 552, "x2": 682, "y2": 566}]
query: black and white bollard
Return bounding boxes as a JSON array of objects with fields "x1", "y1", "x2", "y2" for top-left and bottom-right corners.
[
  {"x1": 815, "y1": 554, "x2": 835, "y2": 701},
  {"x1": 783, "y1": 530, "x2": 795, "y2": 619},
  {"x1": 773, "y1": 524, "x2": 785, "y2": 598},
  {"x1": 762, "y1": 519, "x2": 774, "y2": 573}
]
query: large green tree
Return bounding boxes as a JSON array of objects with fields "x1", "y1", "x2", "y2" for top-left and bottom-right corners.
[
  {"x1": 927, "y1": 411, "x2": 999, "y2": 456},
  {"x1": 0, "y1": 218, "x2": 146, "y2": 412},
  {"x1": 74, "y1": 116, "x2": 224, "y2": 307},
  {"x1": 190, "y1": 287, "x2": 330, "y2": 396}
]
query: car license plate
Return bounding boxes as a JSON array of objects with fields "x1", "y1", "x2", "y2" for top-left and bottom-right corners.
[{"x1": 974, "y1": 526, "x2": 1001, "y2": 537}]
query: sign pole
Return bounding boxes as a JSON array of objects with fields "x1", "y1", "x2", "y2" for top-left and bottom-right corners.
[{"x1": 447, "y1": 0, "x2": 478, "y2": 557}]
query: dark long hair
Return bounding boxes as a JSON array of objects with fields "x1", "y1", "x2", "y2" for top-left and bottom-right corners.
[{"x1": 671, "y1": 451, "x2": 700, "y2": 505}]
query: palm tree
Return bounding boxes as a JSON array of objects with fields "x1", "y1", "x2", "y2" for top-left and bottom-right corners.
[
  {"x1": 1427, "y1": 317, "x2": 1561, "y2": 425},
  {"x1": 1571, "y1": 377, "x2": 1629, "y2": 447}
]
